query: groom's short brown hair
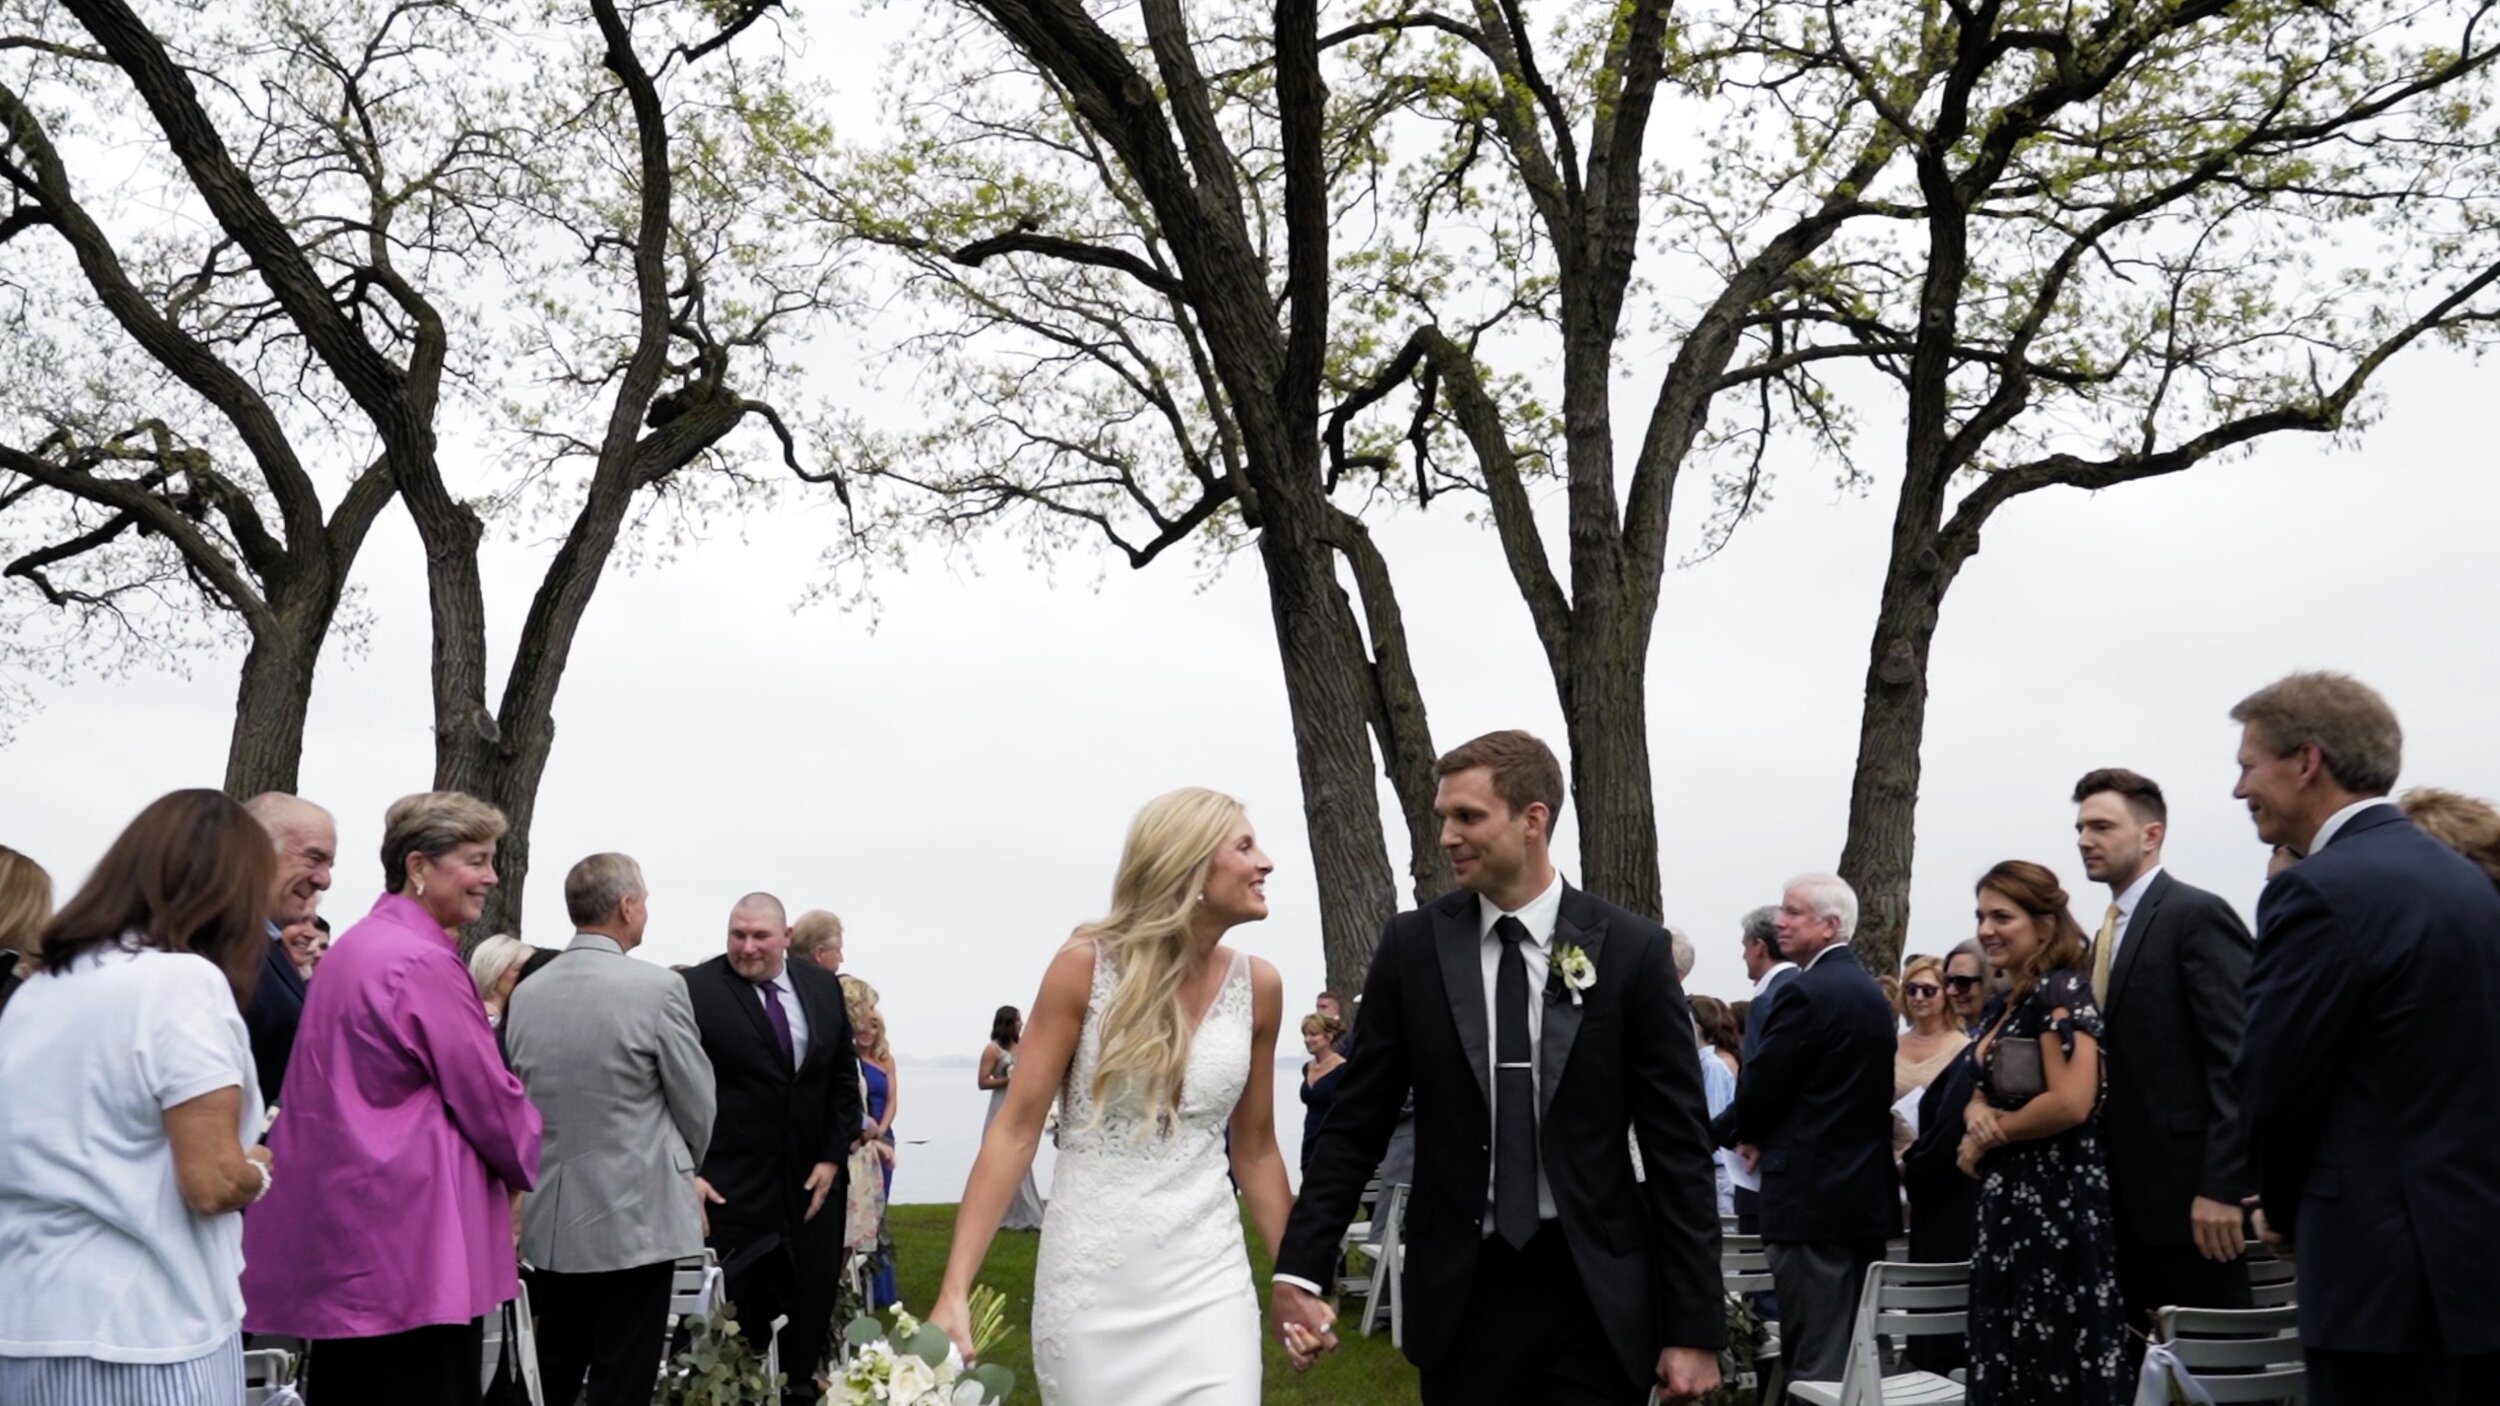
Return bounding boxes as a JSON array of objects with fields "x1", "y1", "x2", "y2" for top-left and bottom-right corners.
[{"x1": 1435, "y1": 730, "x2": 1566, "y2": 826}]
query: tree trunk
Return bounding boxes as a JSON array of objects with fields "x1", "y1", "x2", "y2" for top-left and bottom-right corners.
[
  {"x1": 1835, "y1": 519, "x2": 1976, "y2": 980},
  {"x1": 222, "y1": 620, "x2": 318, "y2": 799},
  {"x1": 1561, "y1": 612, "x2": 1663, "y2": 918},
  {"x1": 1326, "y1": 509, "x2": 1455, "y2": 908}
]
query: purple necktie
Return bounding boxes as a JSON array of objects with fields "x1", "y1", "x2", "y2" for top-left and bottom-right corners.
[{"x1": 760, "y1": 980, "x2": 795, "y2": 1064}]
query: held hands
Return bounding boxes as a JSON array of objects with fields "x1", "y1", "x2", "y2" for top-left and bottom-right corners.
[
  {"x1": 696, "y1": 1175, "x2": 726, "y2": 1237},
  {"x1": 1654, "y1": 1346, "x2": 1721, "y2": 1403},
  {"x1": 804, "y1": 1161, "x2": 840, "y2": 1222},
  {"x1": 1269, "y1": 1281, "x2": 1339, "y2": 1372},
  {"x1": 2190, "y1": 1196, "x2": 2245, "y2": 1262}
]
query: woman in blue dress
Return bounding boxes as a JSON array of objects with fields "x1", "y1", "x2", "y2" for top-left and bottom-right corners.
[
  {"x1": 846, "y1": 977, "x2": 900, "y2": 1309},
  {"x1": 1959, "y1": 861, "x2": 2127, "y2": 1406}
]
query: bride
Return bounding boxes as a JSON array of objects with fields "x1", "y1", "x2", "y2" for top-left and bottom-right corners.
[{"x1": 930, "y1": 788, "x2": 1300, "y2": 1403}]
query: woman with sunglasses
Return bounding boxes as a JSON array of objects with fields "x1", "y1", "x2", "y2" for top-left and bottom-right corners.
[
  {"x1": 1942, "y1": 944, "x2": 1992, "y2": 1036},
  {"x1": 1894, "y1": 955, "x2": 1970, "y2": 1153}
]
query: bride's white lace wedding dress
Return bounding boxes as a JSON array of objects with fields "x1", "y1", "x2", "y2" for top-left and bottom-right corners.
[{"x1": 1030, "y1": 945, "x2": 1260, "y2": 1404}]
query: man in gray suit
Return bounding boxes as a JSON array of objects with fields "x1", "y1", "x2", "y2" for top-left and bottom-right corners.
[{"x1": 505, "y1": 852, "x2": 716, "y2": 1406}]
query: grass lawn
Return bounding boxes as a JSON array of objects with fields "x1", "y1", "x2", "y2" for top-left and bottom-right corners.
[{"x1": 887, "y1": 1203, "x2": 1421, "y2": 1405}]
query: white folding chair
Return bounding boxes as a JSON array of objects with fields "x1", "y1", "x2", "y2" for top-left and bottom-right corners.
[
  {"x1": 1786, "y1": 1261, "x2": 1968, "y2": 1406},
  {"x1": 1347, "y1": 1183, "x2": 1407, "y2": 1338},
  {"x1": 2244, "y1": 1243, "x2": 2298, "y2": 1310},
  {"x1": 478, "y1": 1280, "x2": 548, "y2": 1406},
  {"x1": 2156, "y1": 1303, "x2": 2306, "y2": 1404},
  {"x1": 242, "y1": 1347, "x2": 300, "y2": 1406}
]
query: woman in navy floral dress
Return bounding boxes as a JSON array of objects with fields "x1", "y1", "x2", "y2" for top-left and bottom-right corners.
[{"x1": 1959, "y1": 861, "x2": 2128, "y2": 1406}]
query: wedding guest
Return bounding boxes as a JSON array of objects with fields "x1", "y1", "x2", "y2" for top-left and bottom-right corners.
[
  {"x1": 1942, "y1": 941, "x2": 1990, "y2": 1036},
  {"x1": 0, "y1": 843, "x2": 51, "y2": 1016},
  {"x1": 1314, "y1": 990, "x2": 1352, "y2": 1055},
  {"x1": 977, "y1": 1006, "x2": 1045, "y2": 1230},
  {"x1": 1894, "y1": 954, "x2": 1968, "y2": 1157},
  {"x1": 1716, "y1": 875, "x2": 1898, "y2": 1385},
  {"x1": 1901, "y1": 1037, "x2": 1983, "y2": 1377},
  {"x1": 282, "y1": 915, "x2": 331, "y2": 979},
  {"x1": 2398, "y1": 786, "x2": 2500, "y2": 886},
  {"x1": 2072, "y1": 767, "x2": 2254, "y2": 1352},
  {"x1": 240, "y1": 793, "x2": 336, "y2": 1104},
  {"x1": 1959, "y1": 861, "x2": 2125, "y2": 1406},
  {"x1": 1689, "y1": 996, "x2": 1739, "y2": 1215},
  {"x1": 1689, "y1": 995, "x2": 1741, "y2": 1080},
  {"x1": 2231, "y1": 674, "x2": 2500, "y2": 1405},
  {"x1": 791, "y1": 909, "x2": 845, "y2": 974},
  {"x1": 846, "y1": 976, "x2": 901, "y2": 1308},
  {"x1": 504, "y1": 853, "x2": 715, "y2": 1406},
  {"x1": 1297, "y1": 1011, "x2": 1347, "y2": 1180},
  {"x1": 468, "y1": 933, "x2": 531, "y2": 1028},
  {"x1": 1727, "y1": 904, "x2": 1796, "y2": 1234},
  {"x1": 0, "y1": 792, "x2": 273, "y2": 1405},
  {"x1": 1727, "y1": 998, "x2": 1749, "y2": 1041},
  {"x1": 684, "y1": 893, "x2": 858, "y2": 1406},
  {"x1": 241, "y1": 791, "x2": 543, "y2": 1406}
]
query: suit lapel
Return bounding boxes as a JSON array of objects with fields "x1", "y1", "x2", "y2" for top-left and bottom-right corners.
[
  {"x1": 264, "y1": 938, "x2": 307, "y2": 1003},
  {"x1": 1538, "y1": 889, "x2": 1607, "y2": 1120},
  {"x1": 2105, "y1": 871, "x2": 2167, "y2": 1016},
  {"x1": 1434, "y1": 891, "x2": 1492, "y2": 1110}
]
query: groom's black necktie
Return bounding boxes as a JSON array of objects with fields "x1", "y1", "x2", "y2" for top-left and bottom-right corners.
[{"x1": 1493, "y1": 915, "x2": 1540, "y2": 1249}]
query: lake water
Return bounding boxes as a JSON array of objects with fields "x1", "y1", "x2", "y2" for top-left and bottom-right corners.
[{"x1": 885, "y1": 1060, "x2": 1310, "y2": 1205}]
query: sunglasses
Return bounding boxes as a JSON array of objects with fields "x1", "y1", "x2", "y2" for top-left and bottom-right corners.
[
  {"x1": 1943, "y1": 975, "x2": 1983, "y2": 992},
  {"x1": 1902, "y1": 983, "x2": 1942, "y2": 998}
]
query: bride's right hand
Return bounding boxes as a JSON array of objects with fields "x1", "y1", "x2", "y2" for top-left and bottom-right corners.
[{"x1": 927, "y1": 1291, "x2": 977, "y2": 1365}]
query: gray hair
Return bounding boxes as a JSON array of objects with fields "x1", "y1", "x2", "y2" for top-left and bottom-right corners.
[
  {"x1": 1739, "y1": 905, "x2": 1780, "y2": 950},
  {"x1": 1784, "y1": 873, "x2": 1859, "y2": 941},
  {"x1": 468, "y1": 933, "x2": 529, "y2": 1001},
  {"x1": 1944, "y1": 938, "x2": 1983, "y2": 969},
  {"x1": 1667, "y1": 925, "x2": 1695, "y2": 982},
  {"x1": 380, "y1": 791, "x2": 507, "y2": 893},
  {"x1": 564, "y1": 853, "x2": 646, "y2": 928},
  {"x1": 2231, "y1": 671, "x2": 2403, "y2": 796},
  {"x1": 790, "y1": 909, "x2": 845, "y2": 960},
  {"x1": 243, "y1": 792, "x2": 333, "y2": 849}
]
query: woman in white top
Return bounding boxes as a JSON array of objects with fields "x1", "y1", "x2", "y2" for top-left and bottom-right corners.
[{"x1": 0, "y1": 789, "x2": 279, "y2": 1405}]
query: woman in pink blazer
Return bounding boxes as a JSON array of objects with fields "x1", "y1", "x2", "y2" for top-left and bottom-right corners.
[{"x1": 242, "y1": 791, "x2": 542, "y2": 1406}]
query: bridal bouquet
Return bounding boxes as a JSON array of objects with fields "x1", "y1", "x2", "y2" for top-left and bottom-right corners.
[{"x1": 826, "y1": 1291, "x2": 1015, "y2": 1406}]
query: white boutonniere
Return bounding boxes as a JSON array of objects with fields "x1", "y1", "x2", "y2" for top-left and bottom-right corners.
[{"x1": 1553, "y1": 943, "x2": 1595, "y2": 1005}]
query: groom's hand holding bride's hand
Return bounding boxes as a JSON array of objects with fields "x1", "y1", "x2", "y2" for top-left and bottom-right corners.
[
  {"x1": 1269, "y1": 1282, "x2": 1338, "y2": 1372},
  {"x1": 1655, "y1": 1346, "x2": 1721, "y2": 1402}
]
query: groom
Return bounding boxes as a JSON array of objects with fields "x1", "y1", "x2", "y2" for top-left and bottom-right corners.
[{"x1": 1274, "y1": 730, "x2": 1724, "y2": 1403}]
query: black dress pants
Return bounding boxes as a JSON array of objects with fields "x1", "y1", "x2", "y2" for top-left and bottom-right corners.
[
  {"x1": 2306, "y1": 1346, "x2": 2500, "y2": 1406},
  {"x1": 1416, "y1": 1224, "x2": 1642, "y2": 1406},
  {"x1": 306, "y1": 1318, "x2": 484, "y2": 1406},
  {"x1": 714, "y1": 1210, "x2": 846, "y2": 1405},
  {"x1": 526, "y1": 1260, "x2": 676, "y2": 1406}
]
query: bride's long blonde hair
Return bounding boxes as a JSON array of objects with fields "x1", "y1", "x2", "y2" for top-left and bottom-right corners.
[{"x1": 1084, "y1": 786, "x2": 1245, "y2": 1128}]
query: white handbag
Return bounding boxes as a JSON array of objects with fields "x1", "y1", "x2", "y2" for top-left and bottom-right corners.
[{"x1": 2131, "y1": 1341, "x2": 2219, "y2": 1406}]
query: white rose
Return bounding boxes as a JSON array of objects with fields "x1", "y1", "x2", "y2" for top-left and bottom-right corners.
[{"x1": 888, "y1": 1355, "x2": 938, "y2": 1402}]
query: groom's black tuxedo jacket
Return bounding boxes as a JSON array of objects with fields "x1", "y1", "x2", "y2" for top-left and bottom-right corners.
[{"x1": 1278, "y1": 884, "x2": 1724, "y2": 1382}]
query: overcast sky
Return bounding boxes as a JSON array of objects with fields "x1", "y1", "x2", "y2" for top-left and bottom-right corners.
[{"x1": 5, "y1": 11, "x2": 2498, "y2": 1069}]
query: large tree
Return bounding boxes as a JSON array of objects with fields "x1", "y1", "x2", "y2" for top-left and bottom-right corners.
[
  {"x1": 17, "y1": 0, "x2": 844, "y2": 934},
  {"x1": 1816, "y1": 0, "x2": 2500, "y2": 974},
  {"x1": 817, "y1": 0, "x2": 1442, "y2": 992}
]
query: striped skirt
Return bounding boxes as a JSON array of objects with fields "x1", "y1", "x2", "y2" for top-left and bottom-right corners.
[{"x1": 0, "y1": 1334, "x2": 245, "y2": 1405}]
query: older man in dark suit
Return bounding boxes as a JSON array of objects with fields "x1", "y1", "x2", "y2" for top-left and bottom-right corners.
[
  {"x1": 2231, "y1": 672, "x2": 2500, "y2": 1405},
  {"x1": 1715, "y1": 874, "x2": 1899, "y2": 1385},
  {"x1": 239, "y1": 792, "x2": 336, "y2": 1104},
  {"x1": 684, "y1": 891, "x2": 861, "y2": 1406},
  {"x1": 2071, "y1": 767, "x2": 2255, "y2": 1349}
]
